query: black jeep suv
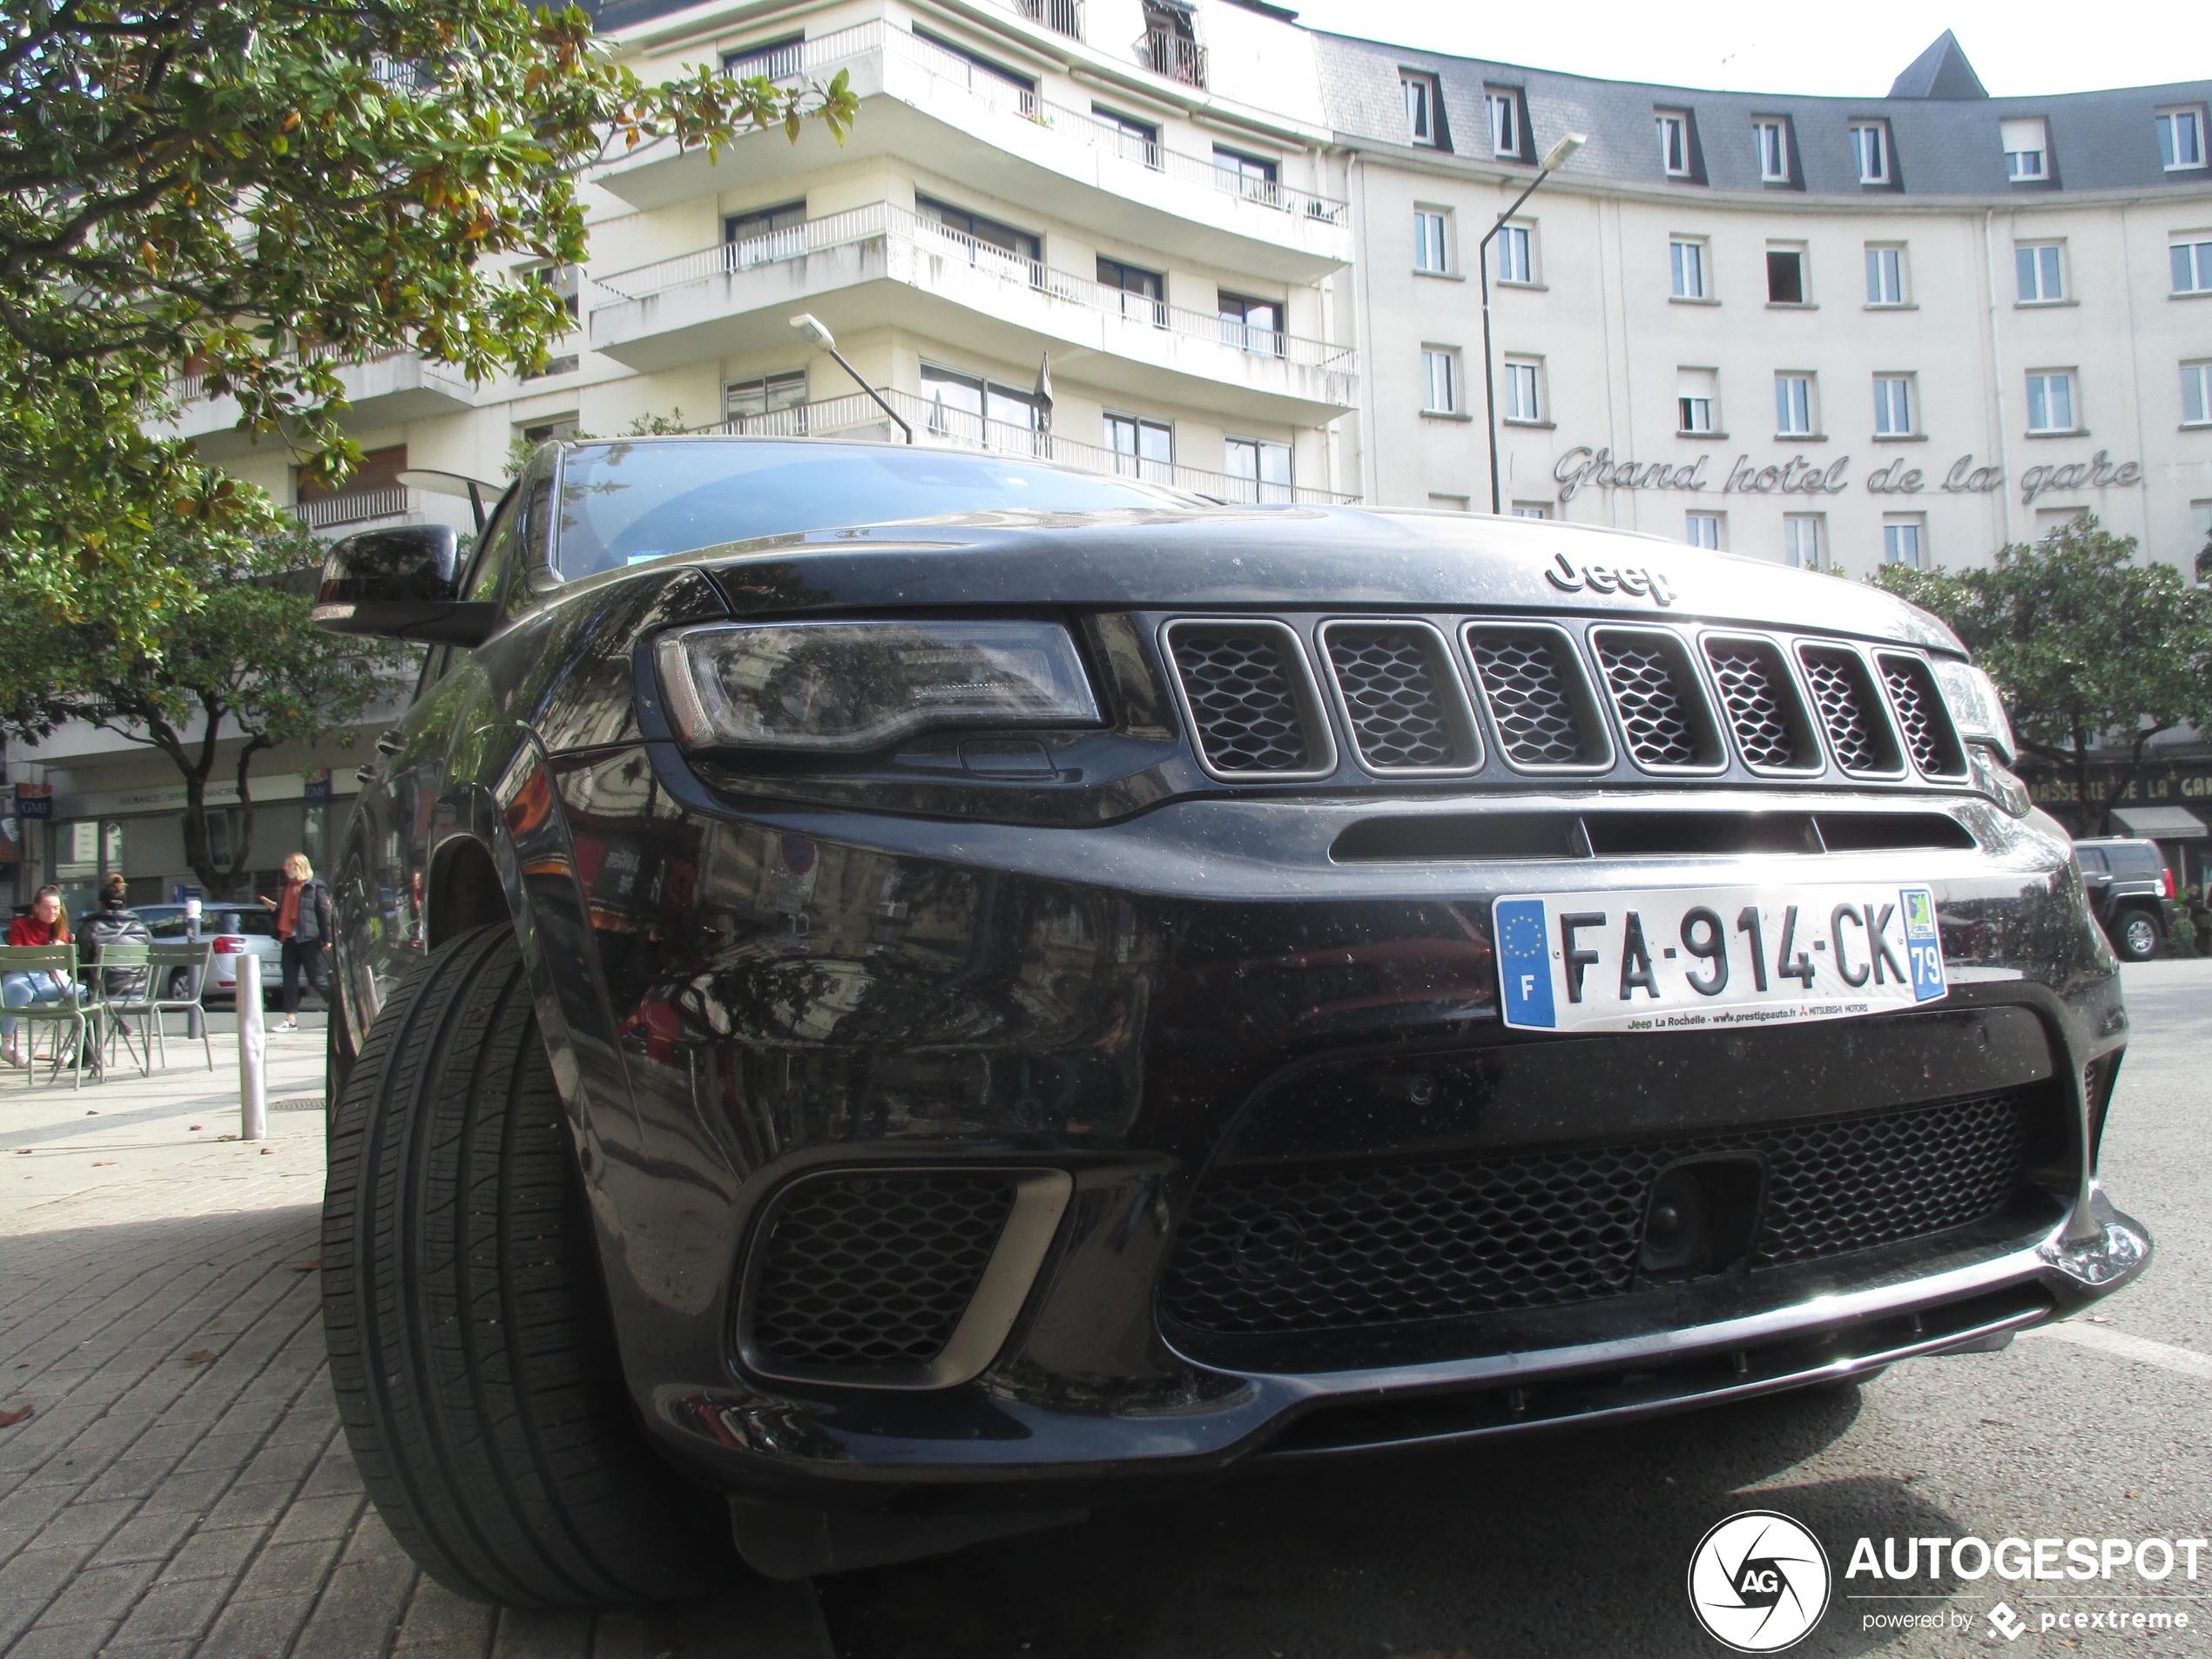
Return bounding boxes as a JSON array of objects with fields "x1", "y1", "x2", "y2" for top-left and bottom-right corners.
[
  {"x1": 314, "y1": 437, "x2": 2148, "y2": 1609},
  {"x1": 2073, "y1": 836, "x2": 2178, "y2": 961}
]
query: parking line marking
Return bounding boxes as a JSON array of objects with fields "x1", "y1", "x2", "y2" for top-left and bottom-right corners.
[{"x1": 2020, "y1": 1320, "x2": 2212, "y2": 1381}]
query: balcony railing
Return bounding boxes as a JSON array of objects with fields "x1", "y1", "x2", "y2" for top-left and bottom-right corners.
[
  {"x1": 595, "y1": 203, "x2": 1359, "y2": 380},
  {"x1": 1136, "y1": 29, "x2": 1206, "y2": 88},
  {"x1": 698, "y1": 21, "x2": 1346, "y2": 225},
  {"x1": 292, "y1": 484, "x2": 414, "y2": 529},
  {"x1": 1013, "y1": 0, "x2": 1083, "y2": 39},
  {"x1": 174, "y1": 346, "x2": 412, "y2": 407},
  {"x1": 695, "y1": 388, "x2": 1357, "y2": 504}
]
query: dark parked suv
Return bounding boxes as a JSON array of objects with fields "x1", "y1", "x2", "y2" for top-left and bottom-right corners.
[
  {"x1": 2074, "y1": 837, "x2": 2178, "y2": 961},
  {"x1": 313, "y1": 438, "x2": 2149, "y2": 1610}
]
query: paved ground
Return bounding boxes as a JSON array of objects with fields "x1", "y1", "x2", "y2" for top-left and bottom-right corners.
[{"x1": 2, "y1": 967, "x2": 2208, "y2": 1658}]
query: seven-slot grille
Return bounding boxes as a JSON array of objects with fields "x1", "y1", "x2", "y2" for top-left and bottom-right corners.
[
  {"x1": 1464, "y1": 626, "x2": 1608, "y2": 769},
  {"x1": 1879, "y1": 654, "x2": 1968, "y2": 779},
  {"x1": 1704, "y1": 637, "x2": 1821, "y2": 772},
  {"x1": 1320, "y1": 623, "x2": 1478, "y2": 772},
  {"x1": 1160, "y1": 617, "x2": 1965, "y2": 787},
  {"x1": 1161, "y1": 1089, "x2": 2033, "y2": 1338}
]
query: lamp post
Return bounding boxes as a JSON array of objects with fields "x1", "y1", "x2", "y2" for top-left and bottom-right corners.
[
  {"x1": 1479, "y1": 133, "x2": 1585, "y2": 515},
  {"x1": 789, "y1": 314, "x2": 913, "y2": 443}
]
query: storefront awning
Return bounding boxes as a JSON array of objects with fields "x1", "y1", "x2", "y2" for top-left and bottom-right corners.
[{"x1": 2108, "y1": 806, "x2": 2209, "y2": 840}]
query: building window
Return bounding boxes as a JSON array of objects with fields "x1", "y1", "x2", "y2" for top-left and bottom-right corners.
[
  {"x1": 529, "y1": 262, "x2": 581, "y2": 324},
  {"x1": 1865, "y1": 243, "x2": 1907, "y2": 306},
  {"x1": 1656, "y1": 111, "x2": 1691, "y2": 177},
  {"x1": 1775, "y1": 374, "x2": 1817, "y2": 437},
  {"x1": 1104, "y1": 412, "x2": 1173, "y2": 480},
  {"x1": 1754, "y1": 119, "x2": 1789, "y2": 182},
  {"x1": 2159, "y1": 109, "x2": 2206, "y2": 171},
  {"x1": 921, "y1": 362, "x2": 1044, "y2": 439},
  {"x1": 1670, "y1": 238, "x2": 1708, "y2": 299},
  {"x1": 2027, "y1": 370, "x2": 2078, "y2": 433},
  {"x1": 1883, "y1": 515, "x2": 1927, "y2": 569},
  {"x1": 1851, "y1": 122, "x2": 1891, "y2": 184},
  {"x1": 1873, "y1": 374, "x2": 1915, "y2": 436},
  {"x1": 2194, "y1": 502, "x2": 2212, "y2": 570},
  {"x1": 2001, "y1": 117, "x2": 2049, "y2": 180},
  {"x1": 519, "y1": 415, "x2": 578, "y2": 445},
  {"x1": 2035, "y1": 507, "x2": 2087, "y2": 542},
  {"x1": 1097, "y1": 256, "x2": 1166, "y2": 324},
  {"x1": 724, "y1": 34, "x2": 803, "y2": 80},
  {"x1": 1219, "y1": 292, "x2": 1284, "y2": 355},
  {"x1": 725, "y1": 371, "x2": 807, "y2": 425},
  {"x1": 1678, "y1": 368, "x2": 1718, "y2": 435},
  {"x1": 1224, "y1": 437, "x2": 1293, "y2": 502},
  {"x1": 2016, "y1": 242, "x2": 2065, "y2": 303},
  {"x1": 1420, "y1": 347, "x2": 1461, "y2": 415},
  {"x1": 1685, "y1": 512, "x2": 1723, "y2": 550},
  {"x1": 2173, "y1": 238, "x2": 2212, "y2": 294},
  {"x1": 1092, "y1": 105, "x2": 1161, "y2": 168},
  {"x1": 724, "y1": 200, "x2": 806, "y2": 267},
  {"x1": 1766, "y1": 245, "x2": 1807, "y2": 304},
  {"x1": 1429, "y1": 493, "x2": 1471, "y2": 512},
  {"x1": 1783, "y1": 514, "x2": 1825, "y2": 570},
  {"x1": 916, "y1": 196, "x2": 1042, "y2": 267},
  {"x1": 1504, "y1": 356, "x2": 1543, "y2": 423},
  {"x1": 1415, "y1": 208, "x2": 1451, "y2": 273},
  {"x1": 1487, "y1": 88, "x2": 1521, "y2": 157},
  {"x1": 2184, "y1": 361, "x2": 2212, "y2": 428},
  {"x1": 1495, "y1": 222, "x2": 1534, "y2": 284},
  {"x1": 914, "y1": 26, "x2": 1036, "y2": 111},
  {"x1": 1510, "y1": 502, "x2": 1550, "y2": 519},
  {"x1": 1212, "y1": 146, "x2": 1278, "y2": 205},
  {"x1": 1403, "y1": 73, "x2": 1444, "y2": 147}
]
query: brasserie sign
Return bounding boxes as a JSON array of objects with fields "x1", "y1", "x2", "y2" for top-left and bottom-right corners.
[{"x1": 1553, "y1": 445, "x2": 2142, "y2": 507}]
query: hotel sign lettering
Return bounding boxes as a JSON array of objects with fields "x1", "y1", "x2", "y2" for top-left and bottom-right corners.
[{"x1": 1551, "y1": 445, "x2": 2142, "y2": 508}]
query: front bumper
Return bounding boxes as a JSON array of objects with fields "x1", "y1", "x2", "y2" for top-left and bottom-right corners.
[{"x1": 501, "y1": 745, "x2": 2147, "y2": 1521}]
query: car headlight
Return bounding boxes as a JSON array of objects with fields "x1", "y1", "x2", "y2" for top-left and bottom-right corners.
[
  {"x1": 1932, "y1": 658, "x2": 2015, "y2": 764},
  {"x1": 656, "y1": 620, "x2": 1100, "y2": 753}
]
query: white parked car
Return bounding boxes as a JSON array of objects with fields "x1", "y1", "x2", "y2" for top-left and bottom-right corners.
[{"x1": 129, "y1": 903, "x2": 287, "y2": 1005}]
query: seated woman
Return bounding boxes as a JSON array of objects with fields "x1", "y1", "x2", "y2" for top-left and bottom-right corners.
[{"x1": 3, "y1": 886, "x2": 82, "y2": 1068}]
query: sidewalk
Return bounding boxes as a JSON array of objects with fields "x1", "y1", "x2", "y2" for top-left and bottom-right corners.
[{"x1": 0, "y1": 1021, "x2": 828, "y2": 1659}]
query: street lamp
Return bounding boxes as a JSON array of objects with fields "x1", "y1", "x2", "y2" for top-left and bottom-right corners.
[
  {"x1": 1478, "y1": 132, "x2": 1585, "y2": 515},
  {"x1": 788, "y1": 314, "x2": 913, "y2": 443}
]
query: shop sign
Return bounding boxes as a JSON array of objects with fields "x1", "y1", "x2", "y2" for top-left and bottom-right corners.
[
  {"x1": 1552, "y1": 444, "x2": 2142, "y2": 509},
  {"x1": 14, "y1": 783, "x2": 52, "y2": 819}
]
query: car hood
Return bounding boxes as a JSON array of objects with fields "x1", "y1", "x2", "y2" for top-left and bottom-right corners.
[{"x1": 676, "y1": 506, "x2": 1962, "y2": 653}]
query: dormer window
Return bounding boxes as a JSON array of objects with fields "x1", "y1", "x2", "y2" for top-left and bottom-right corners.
[
  {"x1": 1487, "y1": 87, "x2": 1522, "y2": 158},
  {"x1": 2159, "y1": 108, "x2": 2206, "y2": 171},
  {"x1": 1851, "y1": 121, "x2": 1892, "y2": 185},
  {"x1": 1656, "y1": 111, "x2": 1691, "y2": 177},
  {"x1": 1403, "y1": 72, "x2": 1444, "y2": 147},
  {"x1": 2001, "y1": 117, "x2": 2048, "y2": 180},
  {"x1": 1754, "y1": 119, "x2": 1789, "y2": 183}
]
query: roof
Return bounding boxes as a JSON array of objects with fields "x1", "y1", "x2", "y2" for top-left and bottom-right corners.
[
  {"x1": 1311, "y1": 30, "x2": 2212, "y2": 198},
  {"x1": 2107, "y1": 806, "x2": 2209, "y2": 840}
]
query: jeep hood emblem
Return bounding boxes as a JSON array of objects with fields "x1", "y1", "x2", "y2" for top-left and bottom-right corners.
[{"x1": 1545, "y1": 550, "x2": 1676, "y2": 607}]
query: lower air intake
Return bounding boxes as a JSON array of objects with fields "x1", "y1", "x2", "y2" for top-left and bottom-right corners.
[
  {"x1": 1163, "y1": 1090, "x2": 2033, "y2": 1338},
  {"x1": 747, "y1": 1170, "x2": 1017, "y2": 1373}
]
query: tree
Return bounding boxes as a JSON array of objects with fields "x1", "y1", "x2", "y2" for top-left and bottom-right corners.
[
  {"x1": 0, "y1": 0, "x2": 853, "y2": 631},
  {"x1": 0, "y1": 518, "x2": 412, "y2": 894},
  {"x1": 1872, "y1": 516, "x2": 2212, "y2": 834}
]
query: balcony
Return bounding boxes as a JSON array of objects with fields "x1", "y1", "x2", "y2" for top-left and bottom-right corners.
[
  {"x1": 158, "y1": 352, "x2": 478, "y2": 458},
  {"x1": 591, "y1": 204, "x2": 1359, "y2": 423},
  {"x1": 1136, "y1": 29, "x2": 1206, "y2": 88},
  {"x1": 698, "y1": 388, "x2": 1357, "y2": 503},
  {"x1": 291, "y1": 483, "x2": 418, "y2": 532},
  {"x1": 1013, "y1": 0, "x2": 1083, "y2": 40},
  {"x1": 594, "y1": 22, "x2": 1348, "y2": 284}
]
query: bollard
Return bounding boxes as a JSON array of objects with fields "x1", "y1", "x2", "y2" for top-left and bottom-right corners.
[{"x1": 239, "y1": 952, "x2": 266, "y2": 1142}]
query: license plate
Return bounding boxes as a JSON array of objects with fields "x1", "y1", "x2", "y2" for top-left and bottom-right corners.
[{"x1": 1494, "y1": 883, "x2": 1946, "y2": 1035}]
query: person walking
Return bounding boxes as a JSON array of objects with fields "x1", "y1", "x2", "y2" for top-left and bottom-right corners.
[
  {"x1": 264, "y1": 853, "x2": 333, "y2": 1031},
  {"x1": 3, "y1": 886, "x2": 79, "y2": 1068}
]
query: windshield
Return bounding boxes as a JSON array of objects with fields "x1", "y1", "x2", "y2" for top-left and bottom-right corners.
[{"x1": 552, "y1": 441, "x2": 1200, "y2": 582}]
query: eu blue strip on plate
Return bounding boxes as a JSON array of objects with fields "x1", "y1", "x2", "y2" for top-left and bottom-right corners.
[{"x1": 1495, "y1": 897, "x2": 1554, "y2": 1028}]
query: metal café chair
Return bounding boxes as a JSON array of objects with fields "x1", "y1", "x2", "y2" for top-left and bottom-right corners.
[
  {"x1": 146, "y1": 941, "x2": 215, "y2": 1070},
  {"x1": 92, "y1": 942, "x2": 158, "y2": 1076},
  {"x1": 0, "y1": 943, "x2": 98, "y2": 1088}
]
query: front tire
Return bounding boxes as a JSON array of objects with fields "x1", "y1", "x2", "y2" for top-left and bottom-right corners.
[
  {"x1": 321, "y1": 922, "x2": 727, "y2": 1607},
  {"x1": 2114, "y1": 911, "x2": 2162, "y2": 962}
]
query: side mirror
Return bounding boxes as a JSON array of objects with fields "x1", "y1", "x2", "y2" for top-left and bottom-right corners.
[{"x1": 312, "y1": 524, "x2": 498, "y2": 645}]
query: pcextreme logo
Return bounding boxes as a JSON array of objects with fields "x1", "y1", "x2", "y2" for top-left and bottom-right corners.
[{"x1": 1688, "y1": 1511, "x2": 1833, "y2": 1652}]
